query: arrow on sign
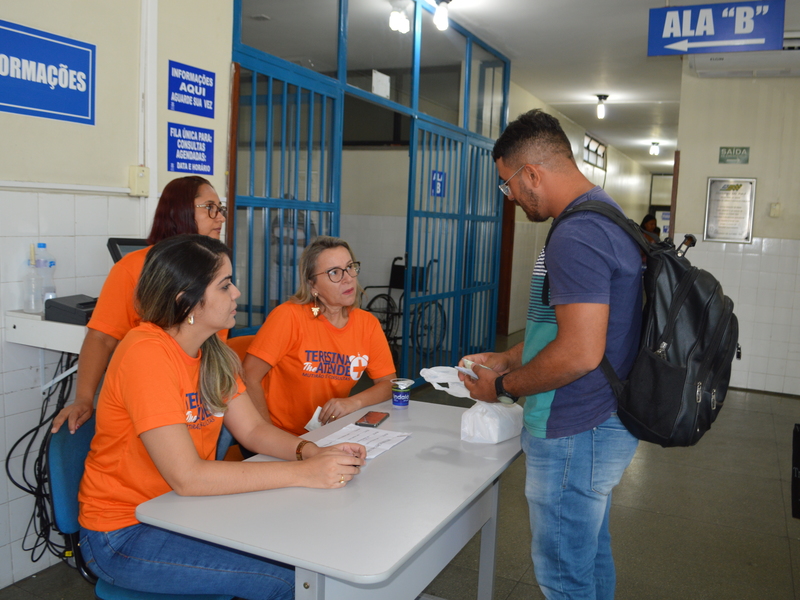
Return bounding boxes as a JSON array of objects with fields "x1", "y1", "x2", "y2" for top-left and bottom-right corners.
[{"x1": 665, "y1": 37, "x2": 766, "y2": 51}]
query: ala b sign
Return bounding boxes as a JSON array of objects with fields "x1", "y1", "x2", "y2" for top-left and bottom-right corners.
[{"x1": 648, "y1": 0, "x2": 785, "y2": 56}]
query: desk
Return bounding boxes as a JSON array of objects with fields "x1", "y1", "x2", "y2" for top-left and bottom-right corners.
[
  {"x1": 5, "y1": 310, "x2": 86, "y2": 355},
  {"x1": 137, "y1": 400, "x2": 522, "y2": 600}
]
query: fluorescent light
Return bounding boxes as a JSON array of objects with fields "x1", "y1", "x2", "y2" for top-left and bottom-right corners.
[
  {"x1": 434, "y1": 1, "x2": 449, "y2": 31},
  {"x1": 390, "y1": 10, "x2": 410, "y2": 33},
  {"x1": 649, "y1": 142, "x2": 660, "y2": 156},
  {"x1": 596, "y1": 95, "x2": 607, "y2": 120}
]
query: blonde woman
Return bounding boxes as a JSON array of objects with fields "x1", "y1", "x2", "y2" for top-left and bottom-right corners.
[{"x1": 243, "y1": 236, "x2": 396, "y2": 435}]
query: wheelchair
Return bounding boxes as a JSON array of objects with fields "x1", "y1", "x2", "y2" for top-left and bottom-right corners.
[{"x1": 363, "y1": 256, "x2": 447, "y2": 360}]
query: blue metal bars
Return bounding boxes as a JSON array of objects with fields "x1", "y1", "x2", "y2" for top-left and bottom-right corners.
[
  {"x1": 403, "y1": 120, "x2": 500, "y2": 379},
  {"x1": 232, "y1": 68, "x2": 340, "y2": 333}
]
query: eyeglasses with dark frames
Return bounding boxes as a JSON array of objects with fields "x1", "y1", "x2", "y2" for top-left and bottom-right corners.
[
  {"x1": 498, "y1": 163, "x2": 543, "y2": 196},
  {"x1": 196, "y1": 203, "x2": 227, "y2": 219},
  {"x1": 312, "y1": 262, "x2": 361, "y2": 283}
]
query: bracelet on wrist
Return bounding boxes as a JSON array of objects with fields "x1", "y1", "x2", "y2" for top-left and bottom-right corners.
[{"x1": 295, "y1": 439, "x2": 312, "y2": 461}]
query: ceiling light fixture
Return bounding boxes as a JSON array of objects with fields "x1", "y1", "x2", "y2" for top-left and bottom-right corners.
[
  {"x1": 389, "y1": 10, "x2": 410, "y2": 33},
  {"x1": 434, "y1": 0, "x2": 450, "y2": 31},
  {"x1": 389, "y1": 2, "x2": 411, "y2": 34},
  {"x1": 649, "y1": 142, "x2": 660, "y2": 156},
  {"x1": 596, "y1": 95, "x2": 608, "y2": 119}
]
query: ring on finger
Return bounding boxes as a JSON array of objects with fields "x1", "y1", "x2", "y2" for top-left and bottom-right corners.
[{"x1": 339, "y1": 475, "x2": 345, "y2": 484}]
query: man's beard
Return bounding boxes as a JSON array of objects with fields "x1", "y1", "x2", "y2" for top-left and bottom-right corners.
[{"x1": 521, "y1": 188, "x2": 546, "y2": 223}]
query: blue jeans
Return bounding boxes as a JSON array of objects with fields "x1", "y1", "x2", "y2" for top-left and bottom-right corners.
[
  {"x1": 522, "y1": 413, "x2": 638, "y2": 600},
  {"x1": 80, "y1": 524, "x2": 294, "y2": 600}
]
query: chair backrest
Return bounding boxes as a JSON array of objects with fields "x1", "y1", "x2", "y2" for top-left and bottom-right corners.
[
  {"x1": 225, "y1": 334, "x2": 255, "y2": 362},
  {"x1": 47, "y1": 416, "x2": 96, "y2": 535}
]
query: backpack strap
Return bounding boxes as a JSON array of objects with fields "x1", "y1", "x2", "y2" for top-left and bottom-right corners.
[
  {"x1": 541, "y1": 200, "x2": 650, "y2": 304},
  {"x1": 541, "y1": 200, "x2": 647, "y2": 400}
]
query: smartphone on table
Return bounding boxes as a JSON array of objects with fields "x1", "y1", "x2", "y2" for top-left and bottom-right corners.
[{"x1": 355, "y1": 411, "x2": 390, "y2": 427}]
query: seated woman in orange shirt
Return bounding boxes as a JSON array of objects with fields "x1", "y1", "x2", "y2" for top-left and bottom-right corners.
[
  {"x1": 78, "y1": 234, "x2": 365, "y2": 599},
  {"x1": 52, "y1": 176, "x2": 227, "y2": 435},
  {"x1": 243, "y1": 236, "x2": 396, "y2": 436}
]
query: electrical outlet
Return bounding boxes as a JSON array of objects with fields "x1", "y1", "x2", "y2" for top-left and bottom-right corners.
[{"x1": 128, "y1": 166, "x2": 150, "y2": 196}]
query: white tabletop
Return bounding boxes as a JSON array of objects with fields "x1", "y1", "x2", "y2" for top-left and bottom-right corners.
[{"x1": 136, "y1": 400, "x2": 521, "y2": 586}]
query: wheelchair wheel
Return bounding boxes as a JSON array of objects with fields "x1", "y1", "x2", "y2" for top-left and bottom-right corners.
[
  {"x1": 413, "y1": 302, "x2": 446, "y2": 354},
  {"x1": 366, "y1": 293, "x2": 398, "y2": 340}
]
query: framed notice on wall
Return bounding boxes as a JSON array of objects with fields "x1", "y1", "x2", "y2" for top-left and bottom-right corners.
[{"x1": 704, "y1": 178, "x2": 756, "y2": 243}]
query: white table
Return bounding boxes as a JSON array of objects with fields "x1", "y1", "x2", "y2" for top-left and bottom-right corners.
[{"x1": 136, "y1": 400, "x2": 522, "y2": 600}]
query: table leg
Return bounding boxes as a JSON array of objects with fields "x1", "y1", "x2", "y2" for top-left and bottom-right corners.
[
  {"x1": 476, "y1": 478, "x2": 500, "y2": 600},
  {"x1": 295, "y1": 568, "x2": 325, "y2": 600}
]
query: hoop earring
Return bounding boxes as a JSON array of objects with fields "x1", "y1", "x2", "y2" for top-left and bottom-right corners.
[
  {"x1": 311, "y1": 293, "x2": 320, "y2": 317},
  {"x1": 188, "y1": 314, "x2": 194, "y2": 325}
]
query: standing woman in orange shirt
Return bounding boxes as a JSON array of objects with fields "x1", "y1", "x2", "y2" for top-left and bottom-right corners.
[{"x1": 52, "y1": 176, "x2": 227, "y2": 434}]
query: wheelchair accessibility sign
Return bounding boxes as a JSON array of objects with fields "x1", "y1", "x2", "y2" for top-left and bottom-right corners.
[{"x1": 648, "y1": 0, "x2": 785, "y2": 56}]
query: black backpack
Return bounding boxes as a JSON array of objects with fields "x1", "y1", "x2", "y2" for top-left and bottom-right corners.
[{"x1": 545, "y1": 200, "x2": 739, "y2": 447}]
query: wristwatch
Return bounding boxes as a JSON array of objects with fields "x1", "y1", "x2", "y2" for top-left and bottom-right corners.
[{"x1": 494, "y1": 374, "x2": 519, "y2": 405}]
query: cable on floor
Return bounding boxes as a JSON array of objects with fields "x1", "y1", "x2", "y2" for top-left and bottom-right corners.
[{"x1": 4, "y1": 352, "x2": 78, "y2": 563}]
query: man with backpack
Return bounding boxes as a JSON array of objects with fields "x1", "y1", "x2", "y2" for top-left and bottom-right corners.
[{"x1": 460, "y1": 109, "x2": 642, "y2": 600}]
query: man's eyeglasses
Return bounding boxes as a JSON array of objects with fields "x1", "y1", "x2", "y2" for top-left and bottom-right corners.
[
  {"x1": 313, "y1": 262, "x2": 361, "y2": 283},
  {"x1": 498, "y1": 163, "x2": 543, "y2": 196},
  {"x1": 196, "y1": 203, "x2": 227, "y2": 219}
]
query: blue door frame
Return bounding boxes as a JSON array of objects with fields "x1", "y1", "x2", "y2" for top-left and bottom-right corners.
[{"x1": 231, "y1": 0, "x2": 509, "y2": 365}]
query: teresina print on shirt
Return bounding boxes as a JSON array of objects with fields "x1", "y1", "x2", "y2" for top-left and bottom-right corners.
[
  {"x1": 184, "y1": 391, "x2": 216, "y2": 429},
  {"x1": 303, "y1": 350, "x2": 369, "y2": 381}
]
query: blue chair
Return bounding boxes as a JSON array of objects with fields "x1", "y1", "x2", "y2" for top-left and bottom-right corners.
[{"x1": 47, "y1": 415, "x2": 233, "y2": 600}]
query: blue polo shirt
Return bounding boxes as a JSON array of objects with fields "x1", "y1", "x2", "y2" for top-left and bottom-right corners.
[{"x1": 522, "y1": 187, "x2": 642, "y2": 438}]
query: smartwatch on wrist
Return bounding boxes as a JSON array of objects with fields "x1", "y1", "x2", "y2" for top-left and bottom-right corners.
[{"x1": 494, "y1": 374, "x2": 519, "y2": 405}]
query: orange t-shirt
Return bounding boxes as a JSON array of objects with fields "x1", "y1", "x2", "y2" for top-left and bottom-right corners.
[
  {"x1": 78, "y1": 322, "x2": 243, "y2": 532},
  {"x1": 87, "y1": 246, "x2": 228, "y2": 342},
  {"x1": 88, "y1": 247, "x2": 150, "y2": 340},
  {"x1": 247, "y1": 302, "x2": 395, "y2": 436}
]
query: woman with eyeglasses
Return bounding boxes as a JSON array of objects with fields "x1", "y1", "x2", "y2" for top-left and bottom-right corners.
[
  {"x1": 52, "y1": 176, "x2": 228, "y2": 435},
  {"x1": 243, "y1": 236, "x2": 396, "y2": 436}
]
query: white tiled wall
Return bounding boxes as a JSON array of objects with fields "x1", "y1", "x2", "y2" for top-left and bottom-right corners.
[
  {"x1": 0, "y1": 187, "x2": 145, "y2": 586},
  {"x1": 507, "y1": 225, "x2": 800, "y2": 399},
  {"x1": 686, "y1": 236, "x2": 800, "y2": 397}
]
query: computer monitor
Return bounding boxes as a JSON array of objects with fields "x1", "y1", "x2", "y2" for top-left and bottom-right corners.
[{"x1": 107, "y1": 238, "x2": 149, "y2": 263}]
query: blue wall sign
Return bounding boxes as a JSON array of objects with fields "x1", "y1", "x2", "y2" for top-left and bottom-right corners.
[
  {"x1": 0, "y1": 19, "x2": 96, "y2": 124},
  {"x1": 168, "y1": 60, "x2": 215, "y2": 119},
  {"x1": 431, "y1": 170, "x2": 447, "y2": 197},
  {"x1": 648, "y1": 0, "x2": 785, "y2": 56},
  {"x1": 167, "y1": 123, "x2": 214, "y2": 175}
]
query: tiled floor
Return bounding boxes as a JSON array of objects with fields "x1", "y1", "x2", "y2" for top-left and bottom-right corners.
[{"x1": 3, "y1": 340, "x2": 800, "y2": 598}]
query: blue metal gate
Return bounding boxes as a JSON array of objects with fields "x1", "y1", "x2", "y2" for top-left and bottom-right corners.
[
  {"x1": 232, "y1": 64, "x2": 342, "y2": 333},
  {"x1": 401, "y1": 118, "x2": 501, "y2": 379}
]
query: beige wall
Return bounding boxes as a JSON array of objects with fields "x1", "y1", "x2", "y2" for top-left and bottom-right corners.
[
  {"x1": 0, "y1": 1, "x2": 141, "y2": 187},
  {"x1": 157, "y1": 0, "x2": 233, "y2": 196},
  {"x1": 341, "y1": 148, "x2": 409, "y2": 217},
  {"x1": 651, "y1": 174, "x2": 673, "y2": 207},
  {"x1": 0, "y1": 1, "x2": 232, "y2": 196},
  {"x1": 675, "y1": 60, "x2": 800, "y2": 239}
]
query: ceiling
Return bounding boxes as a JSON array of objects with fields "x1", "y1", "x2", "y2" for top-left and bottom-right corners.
[
  {"x1": 446, "y1": 0, "x2": 800, "y2": 175},
  {"x1": 240, "y1": 0, "x2": 800, "y2": 176}
]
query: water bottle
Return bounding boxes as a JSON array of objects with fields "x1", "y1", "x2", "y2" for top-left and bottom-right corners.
[
  {"x1": 35, "y1": 242, "x2": 57, "y2": 301},
  {"x1": 23, "y1": 244, "x2": 44, "y2": 314}
]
